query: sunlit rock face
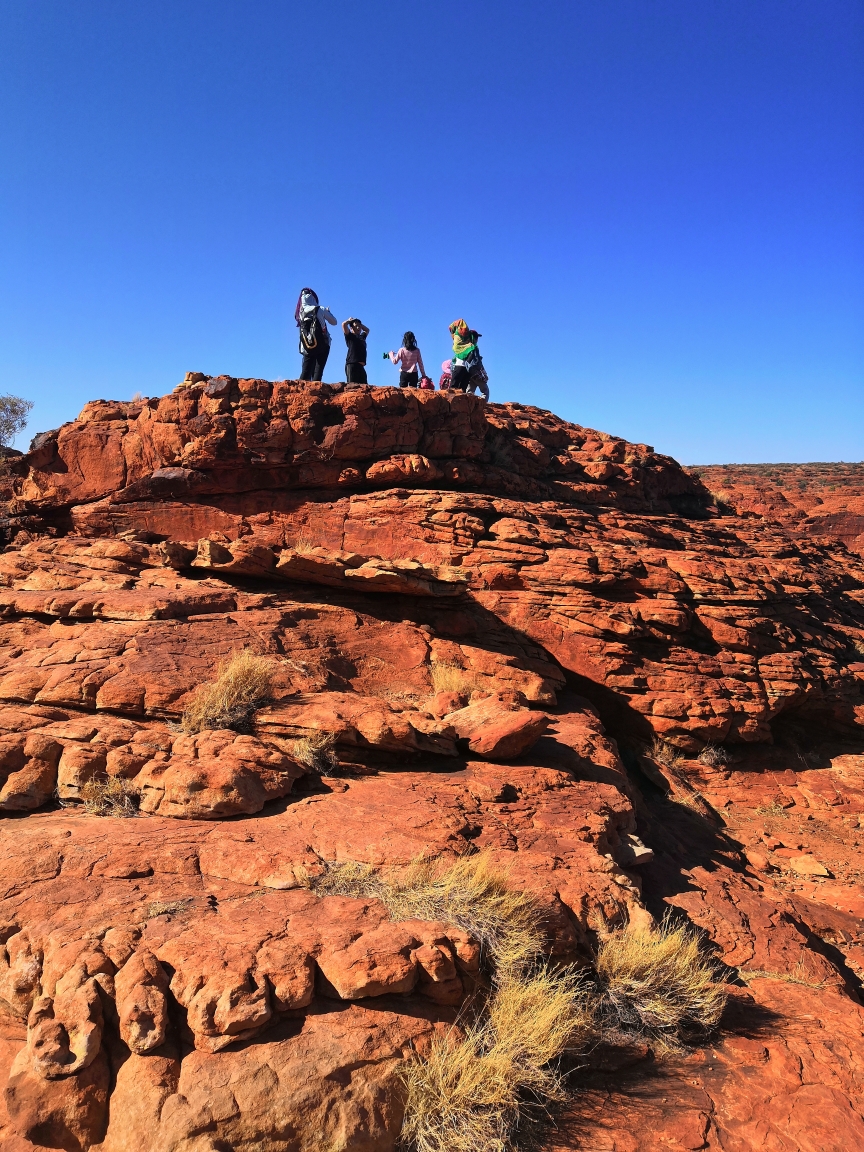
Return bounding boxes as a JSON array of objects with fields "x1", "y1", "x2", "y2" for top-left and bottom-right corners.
[{"x1": 0, "y1": 379, "x2": 862, "y2": 1150}]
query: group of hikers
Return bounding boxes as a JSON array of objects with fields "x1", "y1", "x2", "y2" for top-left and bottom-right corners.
[{"x1": 294, "y1": 287, "x2": 489, "y2": 399}]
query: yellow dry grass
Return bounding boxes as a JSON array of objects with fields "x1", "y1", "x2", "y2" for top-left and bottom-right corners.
[
  {"x1": 647, "y1": 737, "x2": 684, "y2": 769},
  {"x1": 738, "y1": 959, "x2": 827, "y2": 989},
  {"x1": 310, "y1": 853, "x2": 541, "y2": 969},
  {"x1": 180, "y1": 649, "x2": 275, "y2": 734},
  {"x1": 697, "y1": 744, "x2": 728, "y2": 767},
  {"x1": 292, "y1": 535, "x2": 316, "y2": 554},
  {"x1": 143, "y1": 898, "x2": 192, "y2": 919},
  {"x1": 595, "y1": 916, "x2": 726, "y2": 1044},
  {"x1": 80, "y1": 776, "x2": 139, "y2": 817},
  {"x1": 309, "y1": 858, "x2": 726, "y2": 1150},
  {"x1": 429, "y1": 660, "x2": 478, "y2": 697},
  {"x1": 309, "y1": 854, "x2": 593, "y2": 1152},
  {"x1": 401, "y1": 967, "x2": 592, "y2": 1152},
  {"x1": 292, "y1": 731, "x2": 338, "y2": 773}
]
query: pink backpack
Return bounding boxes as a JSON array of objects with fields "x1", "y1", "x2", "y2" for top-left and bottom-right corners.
[{"x1": 419, "y1": 376, "x2": 435, "y2": 391}]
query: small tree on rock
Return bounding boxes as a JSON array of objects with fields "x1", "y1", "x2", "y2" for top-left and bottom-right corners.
[{"x1": 0, "y1": 395, "x2": 34, "y2": 449}]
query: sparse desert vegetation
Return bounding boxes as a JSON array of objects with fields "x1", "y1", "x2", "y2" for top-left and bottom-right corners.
[
  {"x1": 429, "y1": 659, "x2": 478, "y2": 696},
  {"x1": 595, "y1": 916, "x2": 726, "y2": 1046},
  {"x1": 698, "y1": 744, "x2": 729, "y2": 767},
  {"x1": 80, "y1": 776, "x2": 139, "y2": 816},
  {"x1": 647, "y1": 736, "x2": 685, "y2": 769},
  {"x1": 180, "y1": 649, "x2": 275, "y2": 734},
  {"x1": 291, "y1": 730, "x2": 338, "y2": 773},
  {"x1": 306, "y1": 854, "x2": 727, "y2": 1152}
]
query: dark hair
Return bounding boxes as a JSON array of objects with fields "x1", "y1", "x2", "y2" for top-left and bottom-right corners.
[{"x1": 402, "y1": 331, "x2": 417, "y2": 351}]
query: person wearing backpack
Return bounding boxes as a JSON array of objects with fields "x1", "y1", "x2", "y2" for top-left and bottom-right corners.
[
  {"x1": 448, "y1": 319, "x2": 488, "y2": 398},
  {"x1": 387, "y1": 332, "x2": 427, "y2": 387},
  {"x1": 295, "y1": 288, "x2": 337, "y2": 381},
  {"x1": 342, "y1": 317, "x2": 369, "y2": 384}
]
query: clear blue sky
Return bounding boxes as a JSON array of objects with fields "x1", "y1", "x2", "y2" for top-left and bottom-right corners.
[{"x1": 1, "y1": 0, "x2": 861, "y2": 463}]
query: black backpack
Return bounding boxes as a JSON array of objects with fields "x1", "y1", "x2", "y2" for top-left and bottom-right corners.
[{"x1": 298, "y1": 310, "x2": 321, "y2": 354}]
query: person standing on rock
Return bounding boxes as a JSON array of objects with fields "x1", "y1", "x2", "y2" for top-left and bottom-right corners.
[
  {"x1": 387, "y1": 332, "x2": 427, "y2": 388},
  {"x1": 296, "y1": 288, "x2": 337, "y2": 381},
  {"x1": 342, "y1": 317, "x2": 369, "y2": 384},
  {"x1": 448, "y1": 318, "x2": 488, "y2": 399}
]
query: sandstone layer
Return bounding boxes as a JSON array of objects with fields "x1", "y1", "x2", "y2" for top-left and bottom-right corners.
[
  {"x1": 691, "y1": 461, "x2": 864, "y2": 557},
  {"x1": 0, "y1": 379, "x2": 861, "y2": 1150}
]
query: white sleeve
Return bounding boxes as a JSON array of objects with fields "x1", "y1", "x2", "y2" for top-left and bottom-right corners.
[{"x1": 320, "y1": 307, "x2": 337, "y2": 325}]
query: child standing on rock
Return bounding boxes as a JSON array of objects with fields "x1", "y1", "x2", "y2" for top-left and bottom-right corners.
[
  {"x1": 342, "y1": 317, "x2": 369, "y2": 384},
  {"x1": 388, "y1": 332, "x2": 427, "y2": 388}
]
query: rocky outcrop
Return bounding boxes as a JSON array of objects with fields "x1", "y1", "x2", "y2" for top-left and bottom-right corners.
[
  {"x1": 0, "y1": 380, "x2": 862, "y2": 1149},
  {"x1": 691, "y1": 461, "x2": 864, "y2": 556}
]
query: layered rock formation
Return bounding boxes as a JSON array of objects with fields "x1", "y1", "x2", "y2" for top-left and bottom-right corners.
[
  {"x1": 0, "y1": 378, "x2": 862, "y2": 1150},
  {"x1": 691, "y1": 461, "x2": 864, "y2": 556}
]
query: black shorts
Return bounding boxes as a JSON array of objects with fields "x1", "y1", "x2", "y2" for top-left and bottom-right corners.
[
  {"x1": 399, "y1": 370, "x2": 419, "y2": 388},
  {"x1": 346, "y1": 362, "x2": 367, "y2": 384}
]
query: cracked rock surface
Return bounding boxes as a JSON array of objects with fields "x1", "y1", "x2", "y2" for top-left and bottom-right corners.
[{"x1": 0, "y1": 381, "x2": 862, "y2": 1149}]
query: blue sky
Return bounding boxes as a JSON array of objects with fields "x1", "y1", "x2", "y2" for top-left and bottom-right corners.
[{"x1": 0, "y1": 0, "x2": 861, "y2": 463}]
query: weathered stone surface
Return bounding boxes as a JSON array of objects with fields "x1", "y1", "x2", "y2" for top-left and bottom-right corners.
[
  {"x1": 0, "y1": 383, "x2": 863, "y2": 1149},
  {"x1": 690, "y1": 461, "x2": 864, "y2": 555}
]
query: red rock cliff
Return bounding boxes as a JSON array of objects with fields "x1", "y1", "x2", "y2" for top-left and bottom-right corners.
[{"x1": 0, "y1": 379, "x2": 862, "y2": 1150}]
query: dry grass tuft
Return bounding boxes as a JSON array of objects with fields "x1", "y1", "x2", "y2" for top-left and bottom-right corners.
[
  {"x1": 647, "y1": 737, "x2": 684, "y2": 769},
  {"x1": 144, "y1": 898, "x2": 191, "y2": 919},
  {"x1": 429, "y1": 660, "x2": 478, "y2": 697},
  {"x1": 308, "y1": 853, "x2": 592, "y2": 1152},
  {"x1": 853, "y1": 639, "x2": 864, "y2": 658},
  {"x1": 180, "y1": 649, "x2": 275, "y2": 734},
  {"x1": 698, "y1": 744, "x2": 729, "y2": 767},
  {"x1": 292, "y1": 731, "x2": 338, "y2": 773},
  {"x1": 400, "y1": 967, "x2": 592, "y2": 1152},
  {"x1": 309, "y1": 853, "x2": 542, "y2": 970},
  {"x1": 80, "y1": 776, "x2": 139, "y2": 817},
  {"x1": 738, "y1": 960, "x2": 827, "y2": 989},
  {"x1": 292, "y1": 535, "x2": 316, "y2": 554},
  {"x1": 309, "y1": 858, "x2": 726, "y2": 1150},
  {"x1": 755, "y1": 799, "x2": 789, "y2": 818},
  {"x1": 596, "y1": 916, "x2": 726, "y2": 1045}
]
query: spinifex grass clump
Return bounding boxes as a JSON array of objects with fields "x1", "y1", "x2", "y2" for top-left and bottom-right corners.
[
  {"x1": 292, "y1": 731, "x2": 338, "y2": 774},
  {"x1": 310, "y1": 853, "x2": 541, "y2": 969},
  {"x1": 647, "y1": 737, "x2": 684, "y2": 769},
  {"x1": 401, "y1": 966, "x2": 592, "y2": 1152},
  {"x1": 308, "y1": 854, "x2": 594, "y2": 1152},
  {"x1": 180, "y1": 649, "x2": 275, "y2": 734},
  {"x1": 309, "y1": 858, "x2": 727, "y2": 1150},
  {"x1": 80, "y1": 776, "x2": 138, "y2": 817},
  {"x1": 429, "y1": 659, "x2": 478, "y2": 697},
  {"x1": 595, "y1": 915, "x2": 726, "y2": 1046},
  {"x1": 698, "y1": 744, "x2": 729, "y2": 767}
]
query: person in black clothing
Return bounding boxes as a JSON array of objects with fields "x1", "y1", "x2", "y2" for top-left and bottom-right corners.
[{"x1": 342, "y1": 317, "x2": 369, "y2": 384}]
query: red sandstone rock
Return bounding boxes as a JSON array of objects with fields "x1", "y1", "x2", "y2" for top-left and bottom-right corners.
[{"x1": 0, "y1": 384, "x2": 862, "y2": 1149}]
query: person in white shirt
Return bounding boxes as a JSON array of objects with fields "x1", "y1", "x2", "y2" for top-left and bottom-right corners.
[
  {"x1": 388, "y1": 332, "x2": 427, "y2": 387},
  {"x1": 295, "y1": 288, "x2": 337, "y2": 381}
]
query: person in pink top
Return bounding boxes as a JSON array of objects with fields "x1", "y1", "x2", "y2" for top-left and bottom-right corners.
[{"x1": 388, "y1": 332, "x2": 426, "y2": 388}]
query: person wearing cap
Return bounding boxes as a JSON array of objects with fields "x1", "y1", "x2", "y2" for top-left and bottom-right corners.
[{"x1": 342, "y1": 317, "x2": 369, "y2": 384}]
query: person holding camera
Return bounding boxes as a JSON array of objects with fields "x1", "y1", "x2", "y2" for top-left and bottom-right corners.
[
  {"x1": 342, "y1": 317, "x2": 369, "y2": 384},
  {"x1": 387, "y1": 332, "x2": 427, "y2": 388},
  {"x1": 295, "y1": 287, "x2": 337, "y2": 381}
]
